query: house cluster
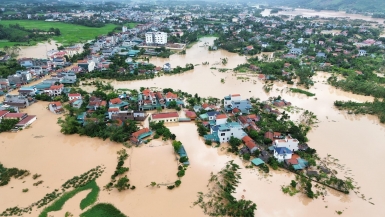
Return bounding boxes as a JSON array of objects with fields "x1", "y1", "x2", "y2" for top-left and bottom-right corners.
[
  {"x1": 138, "y1": 89, "x2": 182, "y2": 111},
  {"x1": 0, "y1": 108, "x2": 37, "y2": 130}
]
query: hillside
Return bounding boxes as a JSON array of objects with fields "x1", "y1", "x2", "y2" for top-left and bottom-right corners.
[{"x1": 266, "y1": 0, "x2": 385, "y2": 13}]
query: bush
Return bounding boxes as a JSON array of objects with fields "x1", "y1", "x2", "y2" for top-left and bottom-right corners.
[
  {"x1": 177, "y1": 170, "x2": 185, "y2": 177},
  {"x1": 175, "y1": 180, "x2": 181, "y2": 187},
  {"x1": 243, "y1": 153, "x2": 251, "y2": 161},
  {"x1": 167, "y1": 185, "x2": 175, "y2": 190},
  {"x1": 205, "y1": 140, "x2": 212, "y2": 145},
  {"x1": 22, "y1": 188, "x2": 28, "y2": 193}
]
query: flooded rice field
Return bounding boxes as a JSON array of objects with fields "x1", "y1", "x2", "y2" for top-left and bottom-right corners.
[{"x1": 1, "y1": 37, "x2": 385, "y2": 216}]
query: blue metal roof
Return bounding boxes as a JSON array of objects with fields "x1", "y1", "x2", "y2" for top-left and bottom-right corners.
[
  {"x1": 251, "y1": 158, "x2": 265, "y2": 166},
  {"x1": 274, "y1": 147, "x2": 292, "y2": 155}
]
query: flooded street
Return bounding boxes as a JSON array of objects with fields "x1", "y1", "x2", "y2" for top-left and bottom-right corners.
[
  {"x1": 1, "y1": 37, "x2": 385, "y2": 216},
  {"x1": 18, "y1": 41, "x2": 60, "y2": 59}
]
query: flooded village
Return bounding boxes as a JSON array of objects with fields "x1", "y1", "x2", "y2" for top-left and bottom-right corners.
[{"x1": 1, "y1": 2, "x2": 385, "y2": 217}]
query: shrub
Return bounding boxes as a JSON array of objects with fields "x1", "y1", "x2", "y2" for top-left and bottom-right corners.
[
  {"x1": 177, "y1": 170, "x2": 185, "y2": 177},
  {"x1": 175, "y1": 180, "x2": 181, "y2": 187},
  {"x1": 205, "y1": 140, "x2": 212, "y2": 145},
  {"x1": 167, "y1": 185, "x2": 175, "y2": 190},
  {"x1": 22, "y1": 188, "x2": 29, "y2": 193}
]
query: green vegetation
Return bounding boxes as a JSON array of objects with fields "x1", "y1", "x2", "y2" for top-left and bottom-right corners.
[
  {"x1": 335, "y1": 99, "x2": 385, "y2": 123},
  {"x1": 0, "y1": 20, "x2": 118, "y2": 47},
  {"x1": 290, "y1": 88, "x2": 316, "y2": 97},
  {"x1": 39, "y1": 180, "x2": 99, "y2": 217},
  {"x1": 22, "y1": 188, "x2": 29, "y2": 193},
  {"x1": 149, "y1": 121, "x2": 176, "y2": 140},
  {"x1": 105, "y1": 149, "x2": 133, "y2": 191},
  {"x1": 0, "y1": 23, "x2": 59, "y2": 45},
  {"x1": 194, "y1": 161, "x2": 257, "y2": 217},
  {"x1": 1, "y1": 166, "x2": 103, "y2": 216},
  {"x1": 0, "y1": 162, "x2": 29, "y2": 186},
  {"x1": 0, "y1": 119, "x2": 19, "y2": 133},
  {"x1": 80, "y1": 203, "x2": 127, "y2": 217}
]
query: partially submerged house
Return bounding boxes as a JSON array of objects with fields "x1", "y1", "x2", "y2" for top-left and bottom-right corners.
[{"x1": 130, "y1": 128, "x2": 152, "y2": 145}]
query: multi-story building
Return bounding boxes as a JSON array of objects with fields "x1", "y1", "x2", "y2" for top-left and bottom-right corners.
[{"x1": 145, "y1": 32, "x2": 168, "y2": 44}]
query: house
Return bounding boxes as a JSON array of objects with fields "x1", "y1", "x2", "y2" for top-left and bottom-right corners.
[
  {"x1": 130, "y1": 128, "x2": 152, "y2": 145},
  {"x1": 3, "y1": 112, "x2": 28, "y2": 120},
  {"x1": 45, "y1": 84, "x2": 64, "y2": 96},
  {"x1": 87, "y1": 97, "x2": 106, "y2": 111},
  {"x1": 151, "y1": 112, "x2": 179, "y2": 123},
  {"x1": 71, "y1": 98, "x2": 83, "y2": 109},
  {"x1": 111, "y1": 110, "x2": 146, "y2": 122},
  {"x1": 206, "y1": 111, "x2": 221, "y2": 121},
  {"x1": 358, "y1": 50, "x2": 367, "y2": 56},
  {"x1": 155, "y1": 91, "x2": 166, "y2": 108},
  {"x1": 242, "y1": 135, "x2": 258, "y2": 153},
  {"x1": 163, "y1": 63, "x2": 171, "y2": 72},
  {"x1": 193, "y1": 105, "x2": 203, "y2": 113},
  {"x1": 289, "y1": 48, "x2": 302, "y2": 55},
  {"x1": 273, "y1": 99, "x2": 291, "y2": 107},
  {"x1": 3, "y1": 95, "x2": 32, "y2": 108},
  {"x1": 238, "y1": 115, "x2": 260, "y2": 131},
  {"x1": 0, "y1": 110, "x2": 10, "y2": 123},
  {"x1": 316, "y1": 52, "x2": 326, "y2": 59},
  {"x1": 273, "y1": 147, "x2": 292, "y2": 162},
  {"x1": 48, "y1": 102, "x2": 64, "y2": 114},
  {"x1": 108, "y1": 107, "x2": 120, "y2": 119},
  {"x1": 273, "y1": 136, "x2": 299, "y2": 151},
  {"x1": 215, "y1": 114, "x2": 228, "y2": 125},
  {"x1": 15, "y1": 115, "x2": 37, "y2": 129},
  {"x1": 68, "y1": 93, "x2": 82, "y2": 101},
  {"x1": 185, "y1": 111, "x2": 197, "y2": 120},
  {"x1": 264, "y1": 131, "x2": 282, "y2": 142},
  {"x1": 223, "y1": 94, "x2": 251, "y2": 114},
  {"x1": 205, "y1": 122, "x2": 246, "y2": 143},
  {"x1": 165, "y1": 92, "x2": 177, "y2": 102},
  {"x1": 139, "y1": 89, "x2": 157, "y2": 111}
]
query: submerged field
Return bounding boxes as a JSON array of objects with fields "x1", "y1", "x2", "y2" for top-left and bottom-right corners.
[{"x1": 0, "y1": 20, "x2": 126, "y2": 47}]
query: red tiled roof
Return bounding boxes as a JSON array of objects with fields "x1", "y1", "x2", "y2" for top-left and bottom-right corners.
[
  {"x1": 152, "y1": 112, "x2": 179, "y2": 119},
  {"x1": 166, "y1": 91, "x2": 177, "y2": 99},
  {"x1": 185, "y1": 111, "x2": 197, "y2": 118},
  {"x1": 17, "y1": 115, "x2": 36, "y2": 125},
  {"x1": 232, "y1": 108, "x2": 241, "y2": 113},
  {"x1": 100, "y1": 101, "x2": 107, "y2": 106},
  {"x1": 108, "y1": 108, "x2": 119, "y2": 112},
  {"x1": 245, "y1": 141, "x2": 257, "y2": 150},
  {"x1": 202, "y1": 103, "x2": 209, "y2": 109},
  {"x1": 216, "y1": 114, "x2": 227, "y2": 119},
  {"x1": 4, "y1": 113, "x2": 27, "y2": 118},
  {"x1": 132, "y1": 128, "x2": 150, "y2": 139},
  {"x1": 68, "y1": 93, "x2": 81, "y2": 97},
  {"x1": 110, "y1": 98, "x2": 122, "y2": 104},
  {"x1": 0, "y1": 110, "x2": 10, "y2": 117},
  {"x1": 242, "y1": 136, "x2": 253, "y2": 143},
  {"x1": 49, "y1": 84, "x2": 63, "y2": 90},
  {"x1": 231, "y1": 94, "x2": 240, "y2": 97},
  {"x1": 50, "y1": 101, "x2": 62, "y2": 107}
]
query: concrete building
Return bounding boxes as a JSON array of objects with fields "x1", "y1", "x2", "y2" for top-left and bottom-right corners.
[
  {"x1": 151, "y1": 112, "x2": 179, "y2": 123},
  {"x1": 273, "y1": 136, "x2": 299, "y2": 152},
  {"x1": 3, "y1": 95, "x2": 32, "y2": 108},
  {"x1": 145, "y1": 32, "x2": 168, "y2": 44}
]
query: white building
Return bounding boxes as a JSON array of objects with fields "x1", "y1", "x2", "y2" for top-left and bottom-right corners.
[
  {"x1": 273, "y1": 136, "x2": 299, "y2": 152},
  {"x1": 224, "y1": 94, "x2": 242, "y2": 107},
  {"x1": 68, "y1": 93, "x2": 82, "y2": 101},
  {"x1": 211, "y1": 122, "x2": 246, "y2": 143},
  {"x1": 274, "y1": 147, "x2": 293, "y2": 162},
  {"x1": 145, "y1": 32, "x2": 168, "y2": 44},
  {"x1": 122, "y1": 26, "x2": 128, "y2": 33}
]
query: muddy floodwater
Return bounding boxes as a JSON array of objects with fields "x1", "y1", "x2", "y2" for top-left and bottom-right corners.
[
  {"x1": 261, "y1": 8, "x2": 385, "y2": 24},
  {"x1": 18, "y1": 41, "x2": 60, "y2": 59},
  {"x1": 1, "y1": 37, "x2": 385, "y2": 217}
]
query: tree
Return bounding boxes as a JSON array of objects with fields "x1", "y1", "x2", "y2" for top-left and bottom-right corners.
[
  {"x1": 168, "y1": 100, "x2": 178, "y2": 109},
  {"x1": 229, "y1": 136, "x2": 241, "y2": 153},
  {"x1": 0, "y1": 119, "x2": 19, "y2": 132},
  {"x1": 172, "y1": 140, "x2": 182, "y2": 152},
  {"x1": 114, "y1": 175, "x2": 130, "y2": 191},
  {"x1": 150, "y1": 182, "x2": 157, "y2": 187}
]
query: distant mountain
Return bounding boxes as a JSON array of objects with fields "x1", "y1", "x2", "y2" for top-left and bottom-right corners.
[{"x1": 264, "y1": 0, "x2": 385, "y2": 13}]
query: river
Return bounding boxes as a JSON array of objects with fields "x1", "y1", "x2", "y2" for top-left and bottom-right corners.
[{"x1": 1, "y1": 37, "x2": 385, "y2": 217}]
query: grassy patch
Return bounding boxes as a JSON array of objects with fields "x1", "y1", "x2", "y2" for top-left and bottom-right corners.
[
  {"x1": 290, "y1": 88, "x2": 315, "y2": 97},
  {"x1": 39, "y1": 179, "x2": 99, "y2": 217},
  {"x1": 80, "y1": 181, "x2": 100, "y2": 210},
  {"x1": 0, "y1": 20, "x2": 119, "y2": 46},
  {"x1": 80, "y1": 203, "x2": 127, "y2": 217}
]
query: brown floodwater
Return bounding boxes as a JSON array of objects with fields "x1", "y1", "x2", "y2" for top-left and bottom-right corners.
[
  {"x1": 1, "y1": 37, "x2": 385, "y2": 216},
  {"x1": 18, "y1": 41, "x2": 60, "y2": 59},
  {"x1": 262, "y1": 8, "x2": 385, "y2": 24}
]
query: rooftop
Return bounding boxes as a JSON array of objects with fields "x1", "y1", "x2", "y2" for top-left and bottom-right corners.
[{"x1": 152, "y1": 112, "x2": 179, "y2": 119}]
